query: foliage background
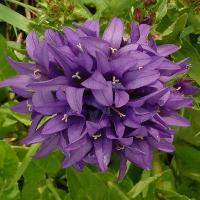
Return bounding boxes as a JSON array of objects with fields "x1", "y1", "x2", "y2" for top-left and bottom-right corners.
[{"x1": 0, "y1": 0, "x2": 200, "y2": 199}]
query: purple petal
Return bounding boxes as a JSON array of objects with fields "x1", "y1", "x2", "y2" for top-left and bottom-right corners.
[
  {"x1": 148, "y1": 137, "x2": 175, "y2": 152},
  {"x1": 0, "y1": 75, "x2": 33, "y2": 89},
  {"x1": 34, "y1": 41, "x2": 49, "y2": 72},
  {"x1": 131, "y1": 22, "x2": 140, "y2": 43},
  {"x1": 32, "y1": 91, "x2": 68, "y2": 115},
  {"x1": 138, "y1": 24, "x2": 150, "y2": 44},
  {"x1": 44, "y1": 29, "x2": 64, "y2": 46},
  {"x1": 42, "y1": 114, "x2": 69, "y2": 135},
  {"x1": 26, "y1": 32, "x2": 39, "y2": 60},
  {"x1": 92, "y1": 82, "x2": 113, "y2": 106},
  {"x1": 115, "y1": 90, "x2": 129, "y2": 108},
  {"x1": 125, "y1": 140, "x2": 152, "y2": 170},
  {"x1": 28, "y1": 114, "x2": 43, "y2": 136},
  {"x1": 65, "y1": 86, "x2": 84, "y2": 114},
  {"x1": 62, "y1": 142, "x2": 92, "y2": 168},
  {"x1": 34, "y1": 135, "x2": 59, "y2": 158},
  {"x1": 11, "y1": 100, "x2": 30, "y2": 113},
  {"x1": 96, "y1": 51, "x2": 111, "y2": 74},
  {"x1": 80, "y1": 37, "x2": 110, "y2": 57},
  {"x1": 63, "y1": 26, "x2": 79, "y2": 47},
  {"x1": 6, "y1": 56, "x2": 35, "y2": 75},
  {"x1": 160, "y1": 110, "x2": 190, "y2": 127},
  {"x1": 117, "y1": 153, "x2": 127, "y2": 182},
  {"x1": 103, "y1": 17, "x2": 124, "y2": 49},
  {"x1": 114, "y1": 119, "x2": 125, "y2": 138},
  {"x1": 81, "y1": 70, "x2": 107, "y2": 89},
  {"x1": 111, "y1": 57, "x2": 138, "y2": 76},
  {"x1": 65, "y1": 135, "x2": 88, "y2": 151},
  {"x1": 28, "y1": 76, "x2": 69, "y2": 91},
  {"x1": 77, "y1": 53, "x2": 93, "y2": 72},
  {"x1": 73, "y1": 20, "x2": 99, "y2": 37},
  {"x1": 123, "y1": 69, "x2": 160, "y2": 89},
  {"x1": 48, "y1": 44, "x2": 76, "y2": 74},
  {"x1": 68, "y1": 117, "x2": 85, "y2": 143},
  {"x1": 86, "y1": 117, "x2": 110, "y2": 136},
  {"x1": 157, "y1": 44, "x2": 179, "y2": 57},
  {"x1": 165, "y1": 93, "x2": 193, "y2": 110},
  {"x1": 94, "y1": 137, "x2": 112, "y2": 171}
]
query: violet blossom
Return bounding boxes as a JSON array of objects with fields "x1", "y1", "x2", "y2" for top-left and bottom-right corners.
[{"x1": 0, "y1": 17, "x2": 196, "y2": 181}]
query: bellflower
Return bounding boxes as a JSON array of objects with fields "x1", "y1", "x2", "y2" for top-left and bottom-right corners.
[{"x1": 0, "y1": 17, "x2": 195, "y2": 181}]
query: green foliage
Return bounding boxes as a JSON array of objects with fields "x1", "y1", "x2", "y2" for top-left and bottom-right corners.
[{"x1": 0, "y1": 0, "x2": 200, "y2": 199}]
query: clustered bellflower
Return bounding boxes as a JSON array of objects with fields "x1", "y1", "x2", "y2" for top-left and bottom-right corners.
[{"x1": 0, "y1": 17, "x2": 198, "y2": 181}]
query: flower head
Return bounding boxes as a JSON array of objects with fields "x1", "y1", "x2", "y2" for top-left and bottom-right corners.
[{"x1": 0, "y1": 17, "x2": 196, "y2": 181}]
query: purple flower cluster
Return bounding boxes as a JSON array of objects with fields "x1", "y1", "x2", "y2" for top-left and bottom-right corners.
[{"x1": 0, "y1": 17, "x2": 197, "y2": 180}]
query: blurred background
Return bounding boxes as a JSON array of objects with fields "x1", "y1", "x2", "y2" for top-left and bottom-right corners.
[{"x1": 0, "y1": 0, "x2": 200, "y2": 199}]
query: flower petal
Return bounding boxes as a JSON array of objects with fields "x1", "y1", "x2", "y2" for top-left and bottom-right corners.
[
  {"x1": 80, "y1": 37, "x2": 110, "y2": 57},
  {"x1": 115, "y1": 90, "x2": 129, "y2": 108},
  {"x1": 94, "y1": 137, "x2": 112, "y2": 171},
  {"x1": 123, "y1": 69, "x2": 160, "y2": 89},
  {"x1": 157, "y1": 44, "x2": 179, "y2": 57},
  {"x1": 26, "y1": 32, "x2": 39, "y2": 60},
  {"x1": 103, "y1": 17, "x2": 124, "y2": 49},
  {"x1": 81, "y1": 70, "x2": 107, "y2": 89},
  {"x1": 92, "y1": 82, "x2": 113, "y2": 106},
  {"x1": 62, "y1": 142, "x2": 92, "y2": 168},
  {"x1": 41, "y1": 114, "x2": 69, "y2": 135},
  {"x1": 65, "y1": 86, "x2": 84, "y2": 114}
]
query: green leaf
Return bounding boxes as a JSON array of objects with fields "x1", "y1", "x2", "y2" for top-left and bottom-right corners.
[
  {"x1": 172, "y1": 39, "x2": 200, "y2": 86},
  {"x1": 157, "y1": 189, "x2": 192, "y2": 200},
  {"x1": 0, "y1": 3, "x2": 31, "y2": 32},
  {"x1": 155, "y1": 0, "x2": 168, "y2": 23},
  {"x1": 127, "y1": 170, "x2": 168, "y2": 199},
  {"x1": 176, "y1": 109, "x2": 200, "y2": 147},
  {"x1": 66, "y1": 167, "x2": 108, "y2": 200},
  {"x1": 0, "y1": 102, "x2": 31, "y2": 126},
  {"x1": 0, "y1": 34, "x2": 16, "y2": 80},
  {"x1": 6, "y1": 144, "x2": 40, "y2": 191},
  {"x1": 175, "y1": 144, "x2": 200, "y2": 182},
  {"x1": 158, "y1": 13, "x2": 188, "y2": 43},
  {"x1": 0, "y1": 140, "x2": 18, "y2": 182}
]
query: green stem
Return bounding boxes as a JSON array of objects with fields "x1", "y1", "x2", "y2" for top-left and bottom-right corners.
[
  {"x1": 152, "y1": 150, "x2": 163, "y2": 189},
  {"x1": 7, "y1": 0, "x2": 41, "y2": 13},
  {"x1": 152, "y1": 150, "x2": 162, "y2": 175},
  {"x1": 46, "y1": 179, "x2": 62, "y2": 200},
  {"x1": 6, "y1": 144, "x2": 40, "y2": 190}
]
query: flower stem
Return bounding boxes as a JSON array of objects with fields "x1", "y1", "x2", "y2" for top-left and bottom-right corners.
[
  {"x1": 6, "y1": 144, "x2": 40, "y2": 190},
  {"x1": 152, "y1": 150, "x2": 163, "y2": 189}
]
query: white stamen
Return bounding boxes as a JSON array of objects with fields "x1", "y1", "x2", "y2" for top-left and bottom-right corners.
[
  {"x1": 72, "y1": 72, "x2": 81, "y2": 80},
  {"x1": 26, "y1": 100, "x2": 32, "y2": 112},
  {"x1": 92, "y1": 133, "x2": 101, "y2": 140},
  {"x1": 116, "y1": 144, "x2": 125, "y2": 151},
  {"x1": 112, "y1": 76, "x2": 120, "y2": 85},
  {"x1": 136, "y1": 136, "x2": 144, "y2": 140},
  {"x1": 176, "y1": 86, "x2": 181, "y2": 91},
  {"x1": 110, "y1": 47, "x2": 118, "y2": 54},
  {"x1": 138, "y1": 66, "x2": 143, "y2": 70},
  {"x1": 61, "y1": 114, "x2": 68, "y2": 122},
  {"x1": 33, "y1": 69, "x2": 41, "y2": 79},
  {"x1": 112, "y1": 107, "x2": 126, "y2": 118},
  {"x1": 76, "y1": 43, "x2": 83, "y2": 51}
]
